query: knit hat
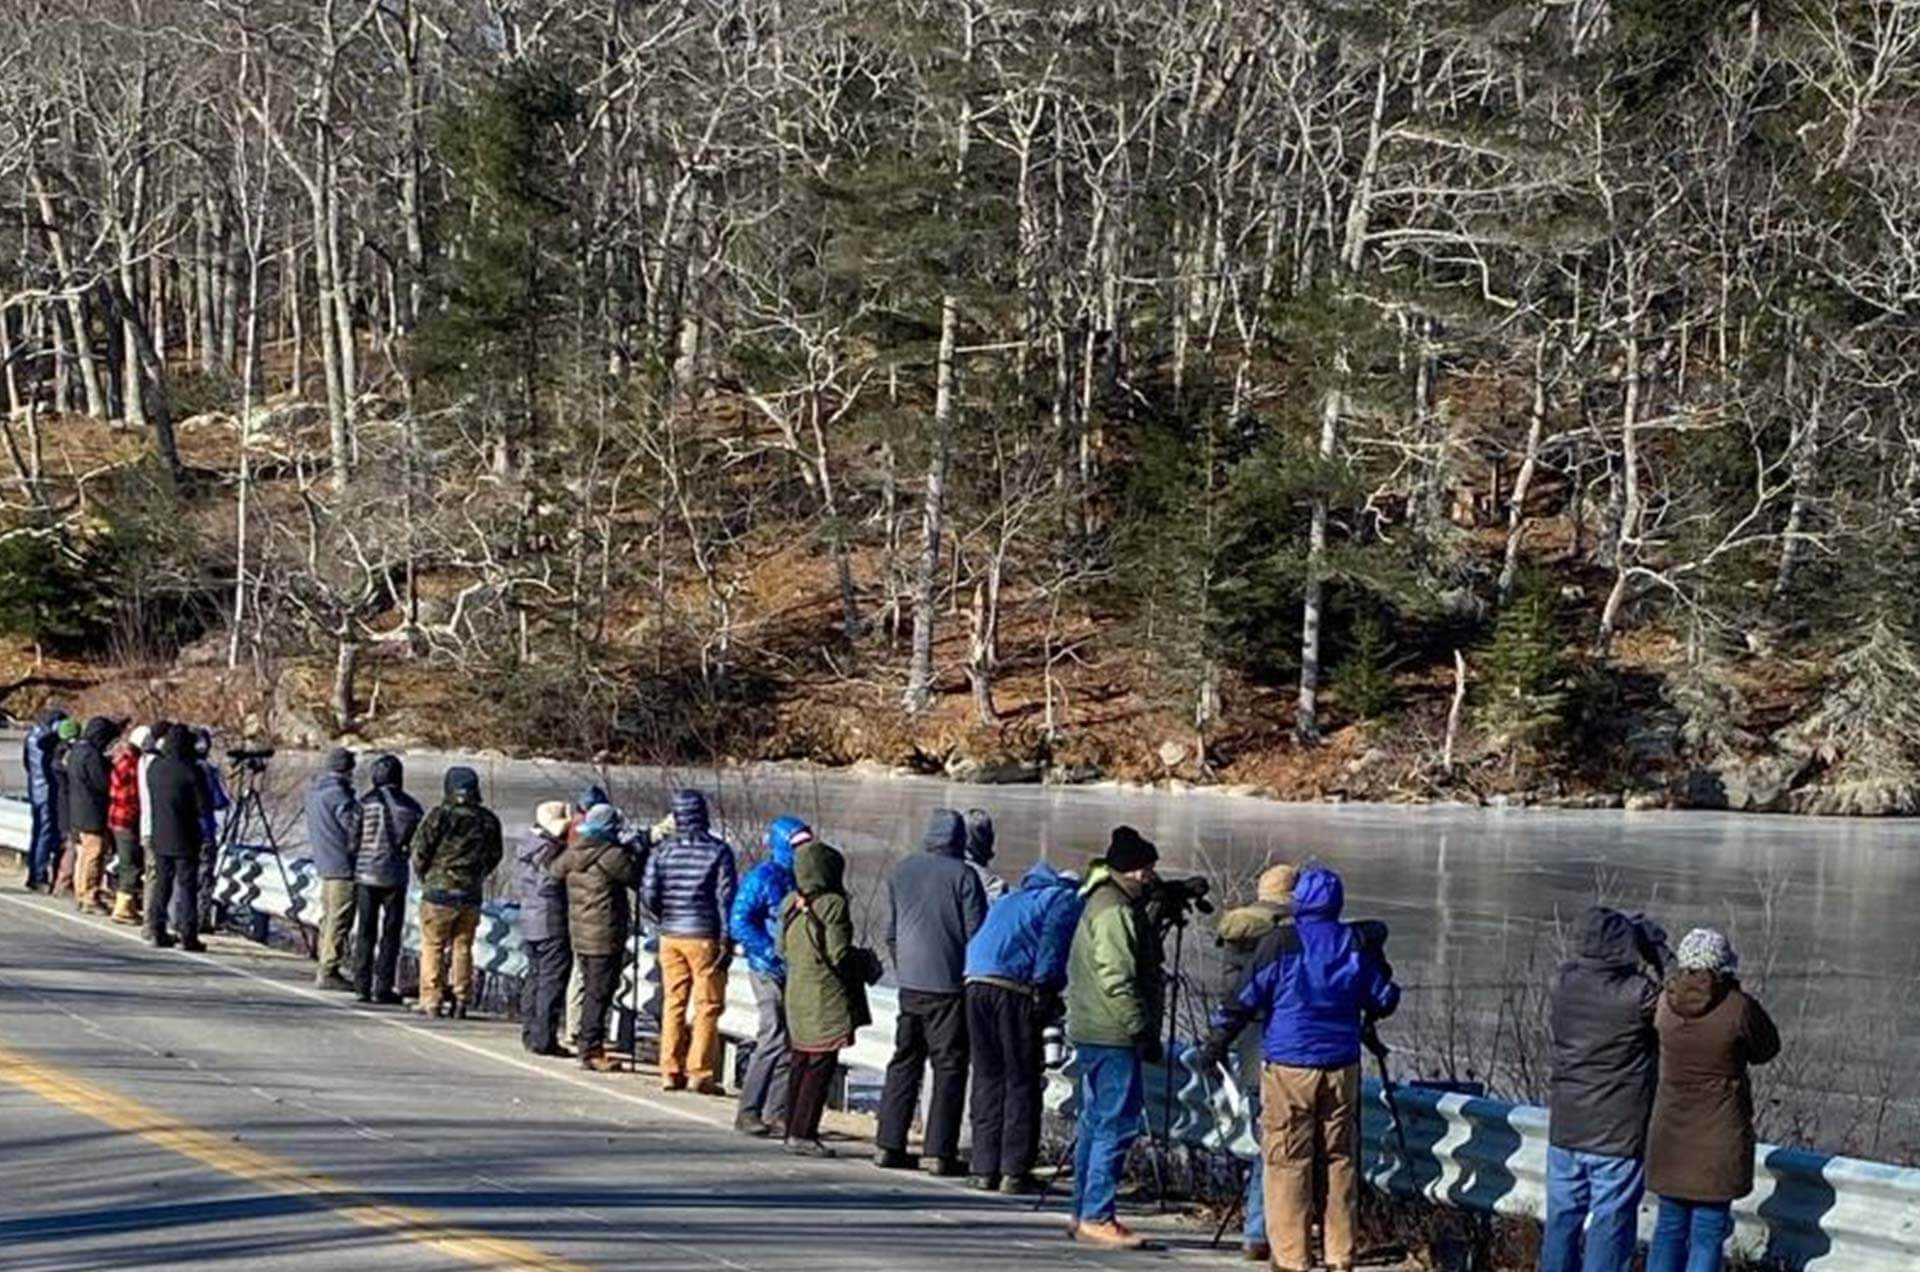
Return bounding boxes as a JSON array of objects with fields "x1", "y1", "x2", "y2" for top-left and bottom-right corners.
[
  {"x1": 1675, "y1": 927, "x2": 1738, "y2": 974},
  {"x1": 56, "y1": 718, "x2": 80, "y2": 742},
  {"x1": 577, "y1": 803, "x2": 622, "y2": 844},
  {"x1": 1256, "y1": 863, "x2": 1299, "y2": 906},
  {"x1": 535, "y1": 801, "x2": 571, "y2": 838},
  {"x1": 127, "y1": 725, "x2": 153, "y2": 752},
  {"x1": 964, "y1": 809, "x2": 996, "y2": 866},
  {"x1": 324, "y1": 746, "x2": 355, "y2": 775},
  {"x1": 1106, "y1": 826, "x2": 1159, "y2": 874},
  {"x1": 574, "y1": 784, "x2": 610, "y2": 814}
]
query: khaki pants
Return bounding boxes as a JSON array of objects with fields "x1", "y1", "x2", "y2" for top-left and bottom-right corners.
[
  {"x1": 658, "y1": 936, "x2": 727, "y2": 1086},
  {"x1": 420, "y1": 900, "x2": 480, "y2": 1007},
  {"x1": 74, "y1": 832, "x2": 109, "y2": 910},
  {"x1": 316, "y1": 878, "x2": 357, "y2": 981},
  {"x1": 1260, "y1": 1061, "x2": 1360, "y2": 1272}
]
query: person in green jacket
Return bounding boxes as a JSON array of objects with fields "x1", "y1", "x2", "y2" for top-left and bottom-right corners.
[
  {"x1": 1064, "y1": 826, "x2": 1164, "y2": 1250},
  {"x1": 411, "y1": 766, "x2": 504, "y2": 1018},
  {"x1": 778, "y1": 836, "x2": 869, "y2": 1159}
]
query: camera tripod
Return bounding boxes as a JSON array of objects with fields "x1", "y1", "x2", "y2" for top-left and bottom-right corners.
[{"x1": 218, "y1": 756, "x2": 314, "y2": 957}]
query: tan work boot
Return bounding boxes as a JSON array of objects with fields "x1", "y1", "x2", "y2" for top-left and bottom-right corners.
[
  {"x1": 1072, "y1": 1220, "x2": 1144, "y2": 1251},
  {"x1": 110, "y1": 892, "x2": 141, "y2": 925}
]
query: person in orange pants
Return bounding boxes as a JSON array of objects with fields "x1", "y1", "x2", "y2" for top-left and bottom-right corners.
[{"x1": 641, "y1": 790, "x2": 738, "y2": 1092}]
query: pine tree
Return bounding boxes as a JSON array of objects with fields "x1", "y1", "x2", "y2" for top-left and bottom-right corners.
[
  {"x1": 1331, "y1": 610, "x2": 1400, "y2": 724},
  {"x1": 1477, "y1": 593, "x2": 1571, "y2": 773}
]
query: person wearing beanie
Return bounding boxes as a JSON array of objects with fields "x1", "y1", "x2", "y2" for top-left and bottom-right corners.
[
  {"x1": 517, "y1": 801, "x2": 575, "y2": 1053},
  {"x1": 65, "y1": 716, "x2": 122, "y2": 914},
  {"x1": 305, "y1": 747, "x2": 362, "y2": 990},
  {"x1": 20, "y1": 706, "x2": 68, "y2": 891},
  {"x1": 411, "y1": 766, "x2": 504, "y2": 1018},
  {"x1": 1645, "y1": 928, "x2": 1780, "y2": 1272},
  {"x1": 1210, "y1": 860, "x2": 1299, "y2": 1261},
  {"x1": 1062, "y1": 826, "x2": 1164, "y2": 1249},
  {"x1": 554, "y1": 803, "x2": 640, "y2": 1071},
  {"x1": 1540, "y1": 906, "x2": 1669, "y2": 1272},
  {"x1": 1202, "y1": 865, "x2": 1401, "y2": 1272},
  {"x1": 107, "y1": 725, "x2": 149, "y2": 924},
  {"x1": 641, "y1": 789, "x2": 739, "y2": 1093},
  {"x1": 873, "y1": 807, "x2": 989, "y2": 1174},
  {"x1": 730, "y1": 815, "x2": 810, "y2": 1136},
  {"x1": 352, "y1": 756, "x2": 424, "y2": 1005},
  {"x1": 963, "y1": 808, "x2": 1006, "y2": 901},
  {"x1": 145, "y1": 725, "x2": 209, "y2": 951}
]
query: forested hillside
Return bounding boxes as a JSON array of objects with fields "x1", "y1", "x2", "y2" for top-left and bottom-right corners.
[{"x1": 2, "y1": 0, "x2": 1918, "y2": 813}]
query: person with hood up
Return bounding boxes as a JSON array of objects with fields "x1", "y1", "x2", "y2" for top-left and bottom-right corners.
[
  {"x1": 177, "y1": 728, "x2": 230, "y2": 936},
  {"x1": 1202, "y1": 866, "x2": 1401, "y2": 1272},
  {"x1": 107, "y1": 726, "x2": 149, "y2": 924},
  {"x1": 1211, "y1": 861, "x2": 1299, "y2": 1263},
  {"x1": 22, "y1": 708, "x2": 69, "y2": 891},
  {"x1": 1541, "y1": 906, "x2": 1668, "y2": 1272},
  {"x1": 777, "y1": 834, "x2": 870, "y2": 1158},
  {"x1": 352, "y1": 755, "x2": 424, "y2": 1005},
  {"x1": 21, "y1": 706, "x2": 68, "y2": 891},
  {"x1": 411, "y1": 765, "x2": 504, "y2": 1018},
  {"x1": 50, "y1": 716, "x2": 80, "y2": 893},
  {"x1": 641, "y1": 789, "x2": 739, "y2": 1093},
  {"x1": 145, "y1": 725, "x2": 208, "y2": 951},
  {"x1": 304, "y1": 748, "x2": 362, "y2": 990},
  {"x1": 517, "y1": 801, "x2": 574, "y2": 1055},
  {"x1": 874, "y1": 807, "x2": 989, "y2": 1174},
  {"x1": 553, "y1": 804, "x2": 639, "y2": 1071},
  {"x1": 1645, "y1": 928, "x2": 1780, "y2": 1272},
  {"x1": 963, "y1": 808, "x2": 1006, "y2": 901},
  {"x1": 962, "y1": 860, "x2": 1082, "y2": 1194},
  {"x1": 730, "y1": 815, "x2": 808, "y2": 1136},
  {"x1": 1063, "y1": 826, "x2": 1165, "y2": 1250},
  {"x1": 65, "y1": 716, "x2": 121, "y2": 914}
]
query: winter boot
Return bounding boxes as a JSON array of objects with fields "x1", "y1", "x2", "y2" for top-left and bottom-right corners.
[
  {"x1": 110, "y1": 891, "x2": 141, "y2": 926},
  {"x1": 1072, "y1": 1220, "x2": 1144, "y2": 1251}
]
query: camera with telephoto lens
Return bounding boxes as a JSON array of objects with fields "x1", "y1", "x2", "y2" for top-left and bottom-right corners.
[
  {"x1": 1145, "y1": 873, "x2": 1213, "y2": 931},
  {"x1": 1042, "y1": 1024, "x2": 1069, "y2": 1070},
  {"x1": 226, "y1": 747, "x2": 276, "y2": 774}
]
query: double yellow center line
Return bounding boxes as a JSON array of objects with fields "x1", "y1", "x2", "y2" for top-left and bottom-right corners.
[{"x1": 0, "y1": 1041, "x2": 597, "y2": 1270}]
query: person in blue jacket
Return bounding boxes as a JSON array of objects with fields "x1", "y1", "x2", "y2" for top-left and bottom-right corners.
[
  {"x1": 962, "y1": 861, "x2": 1083, "y2": 1194},
  {"x1": 21, "y1": 707, "x2": 68, "y2": 891},
  {"x1": 1202, "y1": 865, "x2": 1400, "y2": 1272},
  {"x1": 730, "y1": 815, "x2": 806, "y2": 1136}
]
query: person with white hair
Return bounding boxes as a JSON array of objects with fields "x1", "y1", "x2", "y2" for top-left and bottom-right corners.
[{"x1": 1645, "y1": 928, "x2": 1781, "y2": 1272}]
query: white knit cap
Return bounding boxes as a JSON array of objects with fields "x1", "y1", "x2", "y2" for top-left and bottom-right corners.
[{"x1": 1675, "y1": 927, "x2": 1738, "y2": 974}]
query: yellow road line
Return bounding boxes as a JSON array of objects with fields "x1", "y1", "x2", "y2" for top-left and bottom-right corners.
[{"x1": 0, "y1": 1041, "x2": 599, "y2": 1271}]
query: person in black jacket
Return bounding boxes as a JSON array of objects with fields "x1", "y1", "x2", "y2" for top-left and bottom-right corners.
[
  {"x1": 1541, "y1": 905, "x2": 1669, "y2": 1272},
  {"x1": 352, "y1": 755, "x2": 424, "y2": 1004},
  {"x1": 145, "y1": 725, "x2": 208, "y2": 951},
  {"x1": 873, "y1": 807, "x2": 988, "y2": 1174},
  {"x1": 65, "y1": 716, "x2": 121, "y2": 914}
]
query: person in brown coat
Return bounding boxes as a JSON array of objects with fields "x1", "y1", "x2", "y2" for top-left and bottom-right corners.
[{"x1": 1644, "y1": 927, "x2": 1781, "y2": 1272}]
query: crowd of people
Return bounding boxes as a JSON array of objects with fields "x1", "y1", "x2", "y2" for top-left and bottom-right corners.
[{"x1": 17, "y1": 709, "x2": 1784, "y2": 1272}]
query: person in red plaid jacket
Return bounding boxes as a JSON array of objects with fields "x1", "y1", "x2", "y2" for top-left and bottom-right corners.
[{"x1": 107, "y1": 725, "x2": 148, "y2": 925}]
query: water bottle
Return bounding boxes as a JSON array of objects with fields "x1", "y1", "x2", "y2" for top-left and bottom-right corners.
[{"x1": 1042, "y1": 1024, "x2": 1068, "y2": 1070}]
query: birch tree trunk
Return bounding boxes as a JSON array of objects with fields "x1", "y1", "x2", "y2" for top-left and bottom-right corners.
[{"x1": 903, "y1": 292, "x2": 957, "y2": 714}]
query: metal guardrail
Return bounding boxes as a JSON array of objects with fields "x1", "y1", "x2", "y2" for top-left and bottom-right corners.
[{"x1": 2, "y1": 796, "x2": 1914, "y2": 1269}]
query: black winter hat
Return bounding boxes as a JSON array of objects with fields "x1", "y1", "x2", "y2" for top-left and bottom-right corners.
[{"x1": 1106, "y1": 826, "x2": 1158, "y2": 874}]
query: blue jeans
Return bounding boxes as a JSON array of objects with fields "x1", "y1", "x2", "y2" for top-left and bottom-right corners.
[
  {"x1": 1073, "y1": 1043, "x2": 1144, "y2": 1223},
  {"x1": 1541, "y1": 1146, "x2": 1644, "y2": 1272},
  {"x1": 1241, "y1": 1052, "x2": 1266, "y2": 1246},
  {"x1": 1647, "y1": 1196, "x2": 1732, "y2": 1272},
  {"x1": 27, "y1": 799, "x2": 59, "y2": 886}
]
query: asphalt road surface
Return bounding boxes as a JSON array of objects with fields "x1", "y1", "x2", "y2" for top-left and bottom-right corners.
[{"x1": 0, "y1": 879, "x2": 1247, "y2": 1272}]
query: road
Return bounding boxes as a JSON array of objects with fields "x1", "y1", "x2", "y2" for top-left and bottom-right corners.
[{"x1": 0, "y1": 881, "x2": 1240, "y2": 1272}]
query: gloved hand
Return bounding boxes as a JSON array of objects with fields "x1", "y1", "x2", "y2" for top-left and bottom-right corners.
[
  {"x1": 1132, "y1": 1034, "x2": 1165, "y2": 1066},
  {"x1": 651, "y1": 813, "x2": 677, "y2": 844}
]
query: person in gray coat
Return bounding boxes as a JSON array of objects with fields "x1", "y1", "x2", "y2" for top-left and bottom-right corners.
[
  {"x1": 304, "y1": 748, "x2": 361, "y2": 990},
  {"x1": 873, "y1": 807, "x2": 988, "y2": 1174},
  {"x1": 352, "y1": 755, "x2": 423, "y2": 1005},
  {"x1": 517, "y1": 801, "x2": 574, "y2": 1056}
]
